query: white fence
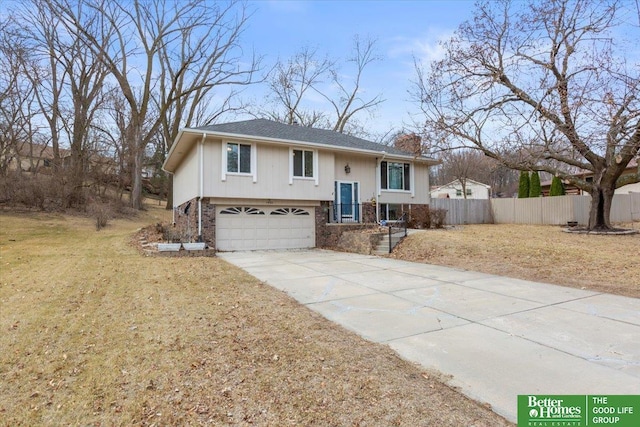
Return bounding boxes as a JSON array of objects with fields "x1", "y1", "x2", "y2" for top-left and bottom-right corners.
[
  {"x1": 430, "y1": 198, "x2": 493, "y2": 225},
  {"x1": 432, "y1": 193, "x2": 640, "y2": 225}
]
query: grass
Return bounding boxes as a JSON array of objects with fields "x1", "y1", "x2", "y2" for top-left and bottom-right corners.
[
  {"x1": 391, "y1": 223, "x2": 640, "y2": 298},
  {"x1": 0, "y1": 207, "x2": 510, "y2": 426}
]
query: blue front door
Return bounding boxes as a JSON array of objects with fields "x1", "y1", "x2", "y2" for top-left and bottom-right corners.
[{"x1": 335, "y1": 181, "x2": 359, "y2": 222}]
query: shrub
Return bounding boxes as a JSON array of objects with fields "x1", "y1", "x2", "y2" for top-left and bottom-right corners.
[
  {"x1": 408, "y1": 206, "x2": 431, "y2": 229},
  {"x1": 429, "y1": 208, "x2": 447, "y2": 229},
  {"x1": 87, "y1": 201, "x2": 112, "y2": 231},
  {"x1": 529, "y1": 171, "x2": 541, "y2": 197},
  {"x1": 518, "y1": 171, "x2": 530, "y2": 198},
  {"x1": 549, "y1": 176, "x2": 565, "y2": 196},
  {"x1": 162, "y1": 223, "x2": 189, "y2": 243}
]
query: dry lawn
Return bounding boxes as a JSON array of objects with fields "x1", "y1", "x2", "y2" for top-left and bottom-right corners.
[
  {"x1": 391, "y1": 224, "x2": 640, "y2": 298},
  {"x1": 0, "y1": 208, "x2": 511, "y2": 426}
]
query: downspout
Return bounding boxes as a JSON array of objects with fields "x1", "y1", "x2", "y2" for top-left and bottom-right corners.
[
  {"x1": 376, "y1": 151, "x2": 387, "y2": 223},
  {"x1": 198, "y1": 133, "x2": 206, "y2": 240}
]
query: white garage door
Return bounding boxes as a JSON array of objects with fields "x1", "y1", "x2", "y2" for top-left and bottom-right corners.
[{"x1": 216, "y1": 206, "x2": 315, "y2": 251}]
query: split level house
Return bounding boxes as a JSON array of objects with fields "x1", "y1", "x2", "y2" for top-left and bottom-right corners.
[{"x1": 162, "y1": 119, "x2": 439, "y2": 251}]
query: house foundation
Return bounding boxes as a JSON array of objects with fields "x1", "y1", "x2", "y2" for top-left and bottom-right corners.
[
  {"x1": 173, "y1": 199, "x2": 429, "y2": 251},
  {"x1": 173, "y1": 198, "x2": 216, "y2": 248}
]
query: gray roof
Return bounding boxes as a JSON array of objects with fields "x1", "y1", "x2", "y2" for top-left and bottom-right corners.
[{"x1": 193, "y1": 119, "x2": 418, "y2": 157}]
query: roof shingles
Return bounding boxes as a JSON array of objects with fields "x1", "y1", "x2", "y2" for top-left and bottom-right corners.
[{"x1": 193, "y1": 119, "x2": 419, "y2": 158}]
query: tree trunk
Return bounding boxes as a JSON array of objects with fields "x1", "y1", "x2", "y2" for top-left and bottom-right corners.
[
  {"x1": 67, "y1": 121, "x2": 85, "y2": 208},
  {"x1": 131, "y1": 147, "x2": 144, "y2": 210},
  {"x1": 588, "y1": 184, "x2": 615, "y2": 230},
  {"x1": 68, "y1": 145, "x2": 84, "y2": 208}
]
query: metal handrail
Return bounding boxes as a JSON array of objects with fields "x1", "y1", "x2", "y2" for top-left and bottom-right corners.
[
  {"x1": 388, "y1": 212, "x2": 408, "y2": 252},
  {"x1": 328, "y1": 203, "x2": 362, "y2": 223}
]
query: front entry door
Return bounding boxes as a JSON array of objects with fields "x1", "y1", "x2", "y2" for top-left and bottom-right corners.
[{"x1": 335, "y1": 181, "x2": 359, "y2": 222}]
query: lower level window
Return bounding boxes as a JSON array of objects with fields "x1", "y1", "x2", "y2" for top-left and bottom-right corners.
[{"x1": 379, "y1": 203, "x2": 402, "y2": 221}]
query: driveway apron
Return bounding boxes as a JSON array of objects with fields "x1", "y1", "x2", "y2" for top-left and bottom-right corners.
[{"x1": 218, "y1": 249, "x2": 640, "y2": 422}]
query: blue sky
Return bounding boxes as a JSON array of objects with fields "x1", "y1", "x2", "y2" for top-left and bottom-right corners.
[{"x1": 236, "y1": 0, "x2": 478, "y2": 136}]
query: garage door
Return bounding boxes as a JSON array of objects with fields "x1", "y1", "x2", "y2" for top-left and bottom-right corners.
[{"x1": 216, "y1": 206, "x2": 315, "y2": 251}]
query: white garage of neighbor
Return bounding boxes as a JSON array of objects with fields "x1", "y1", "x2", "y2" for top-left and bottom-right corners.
[{"x1": 215, "y1": 206, "x2": 315, "y2": 251}]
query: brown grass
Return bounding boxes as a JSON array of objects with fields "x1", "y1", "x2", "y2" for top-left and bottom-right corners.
[
  {"x1": 0, "y1": 207, "x2": 511, "y2": 426},
  {"x1": 391, "y1": 224, "x2": 640, "y2": 298}
]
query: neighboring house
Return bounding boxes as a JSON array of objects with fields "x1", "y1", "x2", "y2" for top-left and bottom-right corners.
[
  {"x1": 162, "y1": 119, "x2": 439, "y2": 251},
  {"x1": 540, "y1": 159, "x2": 639, "y2": 196},
  {"x1": 614, "y1": 181, "x2": 640, "y2": 194},
  {"x1": 429, "y1": 179, "x2": 491, "y2": 199},
  {"x1": 2, "y1": 142, "x2": 71, "y2": 173},
  {"x1": 2, "y1": 142, "x2": 122, "y2": 178}
]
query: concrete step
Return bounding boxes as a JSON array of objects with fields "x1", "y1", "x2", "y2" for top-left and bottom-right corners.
[{"x1": 374, "y1": 231, "x2": 408, "y2": 255}]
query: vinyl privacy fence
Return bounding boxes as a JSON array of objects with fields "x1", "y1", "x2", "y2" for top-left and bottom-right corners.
[
  {"x1": 432, "y1": 193, "x2": 640, "y2": 225},
  {"x1": 430, "y1": 198, "x2": 494, "y2": 225}
]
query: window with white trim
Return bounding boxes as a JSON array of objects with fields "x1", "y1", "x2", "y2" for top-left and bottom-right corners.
[
  {"x1": 381, "y1": 161, "x2": 411, "y2": 191},
  {"x1": 227, "y1": 142, "x2": 251, "y2": 174},
  {"x1": 379, "y1": 203, "x2": 402, "y2": 221},
  {"x1": 293, "y1": 149, "x2": 314, "y2": 178}
]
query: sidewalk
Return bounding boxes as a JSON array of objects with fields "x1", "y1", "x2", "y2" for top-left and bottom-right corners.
[{"x1": 218, "y1": 249, "x2": 640, "y2": 422}]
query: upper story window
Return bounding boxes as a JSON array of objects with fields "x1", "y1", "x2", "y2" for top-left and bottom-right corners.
[
  {"x1": 293, "y1": 149, "x2": 314, "y2": 178},
  {"x1": 289, "y1": 147, "x2": 318, "y2": 185},
  {"x1": 227, "y1": 142, "x2": 251, "y2": 174},
  {"x1": 381, "y1": 161, "x2": 411, "y2": 191}
]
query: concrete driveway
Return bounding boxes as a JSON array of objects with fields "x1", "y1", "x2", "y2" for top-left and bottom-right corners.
[{"x1": 218, "y1": 249, "x2": 640, "y2": 422}]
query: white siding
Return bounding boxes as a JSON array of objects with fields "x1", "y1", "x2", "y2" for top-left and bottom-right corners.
[
  {"x1": 430, "y1": 181, "x2": 491, "y2": 199},
  {"x1": 174, "y1": 136, "x2": 434, "y2": 207},
  {"x1": 172, "y1": 144, "x2": 199, "y2": 206},
  {"x1": 203, "y1": 140, "x2": 335, "y2": 201},
  {"x1": 616, "y1": 182, "x2": 640, "y2": 194},
  {"x1": 379, "y1": 161, "x2": 431, "y2": 204},
  {"x1": 334, "y1": 154, "x2": 378, "y2": 203}
]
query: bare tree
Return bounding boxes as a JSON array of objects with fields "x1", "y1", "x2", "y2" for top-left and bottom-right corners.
[
  {"x1": 430, "y1": 149, "x2": 520, "y2": 198},
  {"x1": 4, "y1": 0, "x2": 111, "y2": 207},
  {"x1": 92, "y1": 88, "x2": 134, "y2": 200},
  {"x1": 437, "y1": 150, "x2": 489, "y2": 199},
  {"x1": 261, "y1": 46, "x2": 334, "y2": 127},
  {"x1": 156, "y1": 1, "x2": 258, "y2": 208},
  {"x1": 0, "y1": 19, "x2": 39, "y2": 176},
  {"x1": 413, "y1": 0, "x2": 639, "y2": 230},
  {"x1": 256, "y1": 37, "x2": 384, "y2": 136},
  {"x1": 13, "y1": 2, "x2": 66, "y2": 176},
  {"x1": 324, "y1": 36, "x2": 384, "y2": 134},
  {"x1": 56, "y1": 0, "x2": 257, "y2": 210}
]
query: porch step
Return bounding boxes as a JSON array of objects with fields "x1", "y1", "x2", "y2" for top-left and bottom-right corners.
[{"x1": 373, "y1": 231, "x2": 406, "y2": 256}]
